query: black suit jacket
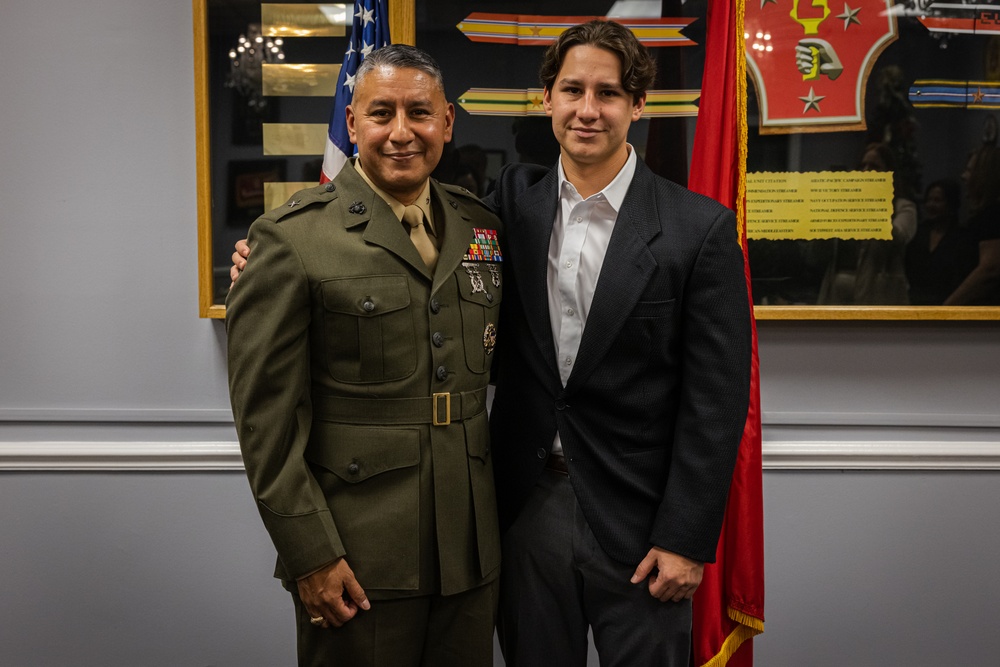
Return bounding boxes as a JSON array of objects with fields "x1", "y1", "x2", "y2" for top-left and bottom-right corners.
[{"x1": 486, "y1": 159, "x2": 751, "y2": 565}]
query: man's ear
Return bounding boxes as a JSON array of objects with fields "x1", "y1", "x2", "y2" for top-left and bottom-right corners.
[
  {"x1": 346, "y1": 105, "x2": 358, "y2": 144},
  {"x1": 542, "y1": 87, "x2": 553, "y2": 117},
  {"x1": 632, "y1": 92, "x2": 646, "y2": 122},
  {"x1": 443, "y1": 102, "x2": 455, "y2": 143}
]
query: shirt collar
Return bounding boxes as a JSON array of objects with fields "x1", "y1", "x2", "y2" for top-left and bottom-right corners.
[
  {"x1": 354, "y1": 160, "x2": 435, "y2": 230},
  {"x1": 556, "y1": 144, "x2": 637, "y2": 213}
]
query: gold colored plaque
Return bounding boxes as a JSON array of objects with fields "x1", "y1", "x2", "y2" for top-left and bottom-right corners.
[
  {"x1": 262, "y1": 123, "x2": 327, "y2": 155},
  {"x1": 261, "y1": 4, "x2": 348, "y2": 38},
  {"x1": 262, "y1": 63, "x2": 341, "y2": 97}
]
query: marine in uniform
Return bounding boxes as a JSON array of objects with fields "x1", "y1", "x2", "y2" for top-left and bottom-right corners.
[{"x1": 226, "y1": 45, "x2": 503, "y2": 666}]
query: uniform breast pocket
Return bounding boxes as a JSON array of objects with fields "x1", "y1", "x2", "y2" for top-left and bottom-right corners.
[
  {"x1": 320, "y1": 275, "x2": 416, "y2": 383},
  {"x1": 456, "y1": 263, "x2": 502, "y2": 374}
]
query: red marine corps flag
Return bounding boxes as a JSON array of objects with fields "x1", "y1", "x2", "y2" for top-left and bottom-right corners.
[
  {"x1": 746, "y1": 0, "x2": 898, "y2": 133},
  {"x1": 688, "y1": 0, "x2": 765, "y2": 665}
]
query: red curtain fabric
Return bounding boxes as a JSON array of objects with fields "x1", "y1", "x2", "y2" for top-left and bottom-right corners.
[{"x1": 688, "y1": 0, "x2": 765, "y2": 664}]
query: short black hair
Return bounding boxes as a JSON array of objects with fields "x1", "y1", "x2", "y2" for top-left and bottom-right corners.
[{"x1": 355, "y1": 44, "x2": 445, "y2": 92}]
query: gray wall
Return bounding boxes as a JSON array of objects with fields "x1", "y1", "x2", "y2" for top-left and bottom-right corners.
[{"x1": 1, "y1": 2, "x2": 997, "y2": 666}]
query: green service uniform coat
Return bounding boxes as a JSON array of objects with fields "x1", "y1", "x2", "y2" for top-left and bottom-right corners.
[{"x1": 227, "y1": 163, "x2": 502, "y2": 598}]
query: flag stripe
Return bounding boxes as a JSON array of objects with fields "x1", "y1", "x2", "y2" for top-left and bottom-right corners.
[{"x1": 689, "y1": 0, "x2": 765, "y2": 664}]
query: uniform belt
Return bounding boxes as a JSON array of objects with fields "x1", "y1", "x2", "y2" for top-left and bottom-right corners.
[{"x1": 312, "y1": 388, "x2": 488, "y2": 426}]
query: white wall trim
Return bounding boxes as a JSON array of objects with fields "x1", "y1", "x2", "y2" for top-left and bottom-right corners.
[
  {"x1": 0, "y1": 442, "x2": 244, "y2": 471},
  {"x1": 1, "y1": 440, "x2": 999, "y2": 471},
  {"x1": 3, "y1": 409, "x2": 997, "y2": 429},
  {"x1": 763, "y1": 441, "x2": 1000, "y2": 470}
]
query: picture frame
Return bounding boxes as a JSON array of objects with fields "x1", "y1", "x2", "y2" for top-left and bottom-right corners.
[{"x1": 194, "y1": 0, "x2": 414, "y2": 318}]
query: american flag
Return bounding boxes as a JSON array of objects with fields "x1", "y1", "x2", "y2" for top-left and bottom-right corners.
[{"x1": 320, "y1": 0, "x2": 391, "y2": 183}]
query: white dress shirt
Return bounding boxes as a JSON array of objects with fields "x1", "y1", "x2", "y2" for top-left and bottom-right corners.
[{"x1": 548, "y1": 146, "x2": 638, "y2": 454}]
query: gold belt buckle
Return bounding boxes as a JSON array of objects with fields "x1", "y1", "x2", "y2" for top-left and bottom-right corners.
[{"x1": 432, "y1": 392, "x2": 451, "y2": 426}]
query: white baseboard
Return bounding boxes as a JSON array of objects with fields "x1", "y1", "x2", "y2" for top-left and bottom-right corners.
[{"x1": 1, "y1": 440, "x2": 999, "y2": 471}]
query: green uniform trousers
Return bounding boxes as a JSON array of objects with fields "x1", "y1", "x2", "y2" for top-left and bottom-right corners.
[{"x1": 290, "y1": 579, "x2": 499, "y2": 667}]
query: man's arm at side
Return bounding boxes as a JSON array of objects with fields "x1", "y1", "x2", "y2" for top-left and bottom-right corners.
[
  {"x1": 650, "y1": 204, "x2": 752, "y2": 564},
  {"x1": 227, "y1": 219, "x2": 364, "y2": 617}
]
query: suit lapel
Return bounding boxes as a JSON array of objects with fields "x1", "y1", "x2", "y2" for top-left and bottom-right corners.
[
  {"x1": 512, "y1": 168, "x2": 560, "y2": 375},
  {"x1": 566, "y1": 161, "x2": 661, "y2": 392}
]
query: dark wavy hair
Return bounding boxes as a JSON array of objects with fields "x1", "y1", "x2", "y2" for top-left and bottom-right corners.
[{"x1": 538, "y1": 20, "x2": 656, "y2": 103}]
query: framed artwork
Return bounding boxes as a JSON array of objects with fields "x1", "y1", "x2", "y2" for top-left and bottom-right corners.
[
  {"x1": 194, "y1": 0, "x2": 414, "y2": 317},
  {"x1": 196, "y1": 0, "x2": 1000, "y2": 319},
  {"x1": 743, "y1": 1, "x2": 1000, "y2": 320}
]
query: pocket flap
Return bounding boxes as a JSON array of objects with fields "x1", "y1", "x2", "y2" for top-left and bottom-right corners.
[
  {"x1": 322, "y1": 275, "x2": 410, "y2": 317},
  {"x1": 456, "y1": 265, "x2": 501, "y2": 309},
  {"x1": 306, "y1": 423, "x2": 420, "y2": 483}
]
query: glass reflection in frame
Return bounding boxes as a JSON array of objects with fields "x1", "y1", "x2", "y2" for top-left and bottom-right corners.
[{"x1": 745, "y1": 1, "x2": 1000, "y2": 313}]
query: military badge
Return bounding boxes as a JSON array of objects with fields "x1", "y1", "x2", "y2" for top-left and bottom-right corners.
[
  {"x1": 483, "y1": 322, "x2": 497, "y2": 355},
  {"x1": 348, "y1": 201, "x2": 366, "y2": 214},
  {"x1": 463, "y1": 228, "x2": 503, "y2": 262},
  {"x1": 746, "y1": 0, "x2": 898, "y2": 133},
  {"x1": 488, "y1": 264, "x2": 501, "y2": 288},
  {"x1": 463, "y1": 262, "x2": 486, "y2": 294}
]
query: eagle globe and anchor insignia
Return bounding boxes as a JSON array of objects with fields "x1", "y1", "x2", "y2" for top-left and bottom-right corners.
[{"x1": 483, "y1": 322, "x2": 497, "y2": 355}]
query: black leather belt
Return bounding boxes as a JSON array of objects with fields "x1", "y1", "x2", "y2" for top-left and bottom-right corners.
[
  {"x1": 545, "y1": 453, "x2": 569, "y2": 476},
  {"x1": 312, "y1": 388, "x2": 488, "y2": 426}
]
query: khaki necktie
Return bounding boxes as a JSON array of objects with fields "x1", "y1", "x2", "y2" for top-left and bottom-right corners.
[{"x1": 403, "y1": 205, "x2": 438, "y2": 271}]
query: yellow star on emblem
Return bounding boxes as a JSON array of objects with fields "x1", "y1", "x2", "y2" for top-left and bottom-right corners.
[
  {"x1": 529, "y1": 25, "x2": 543, "y2": 37},
  {"x1": 972, "y1": 87, "x2": 985, "y2": 103},
  {"x1": 528, "y1": 96, "x2": 543, "y2": 108},
  {"x1": 799, "y1": 87, "x2": 825, "y2": 113}
]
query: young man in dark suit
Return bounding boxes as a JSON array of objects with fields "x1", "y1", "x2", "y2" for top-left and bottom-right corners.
[{"x1": 484, "y1": 20, "x2": 751, "y2": 666}]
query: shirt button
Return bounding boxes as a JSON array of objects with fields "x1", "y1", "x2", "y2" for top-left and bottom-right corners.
[
  {"x1": 565, "y1": 357, "x2": 572, "y2": 366},
  {"x1": 362, "y1": 300, "x2": 375, "y2": 312},
  {"x1": 567, "y1": 308, "x2": 575, "y2": 316},
  {"x1": 430, "y1": 299, "x2": 441, "y2": 314},
  {"x1": 432, "y1": 332, "x2": 444, "y2": 347},
  {"x1": 575, "y1": 216, "x2": 582, "y2": 223},
  {"x1": 436, "y1": 366, "x2": 448, "y2": 381},
  {"x1": 565, "y1": 261, "x2": 572, "y2": 269},
  {"x1": 536, "y1": 448, "x2": 547, "y2": 459}
]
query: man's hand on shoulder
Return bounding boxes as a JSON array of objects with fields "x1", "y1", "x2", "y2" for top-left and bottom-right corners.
[
  {"x1": 630, "y1": 547, "x2": 704, "y2": 602},
  {"x1": 228, "y1": 238, "x2": 251, "y2": 288},
  {"x1": 297, "y1": 557, "x2": 371, "y2": 628}
]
